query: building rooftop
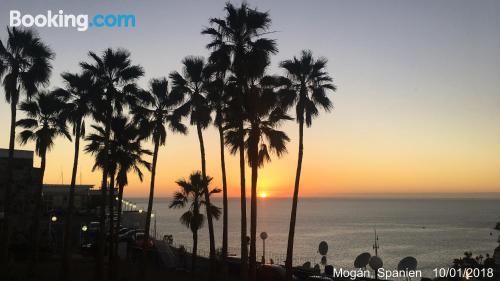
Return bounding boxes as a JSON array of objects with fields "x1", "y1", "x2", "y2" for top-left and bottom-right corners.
[
  {"x1": 43, "y1": 184, "x2": 95, "y2": 193},
  {"x1": 0, "y1": 148, "x2": 34, "y2": 159}
]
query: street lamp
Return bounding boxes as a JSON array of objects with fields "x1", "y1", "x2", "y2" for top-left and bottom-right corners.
[
  {"x1": 260, "y1": 232, "x2": 268, "y2": 264},
  {"x1": 80, "y1": 224, "x2": 88, "y2": 245},
  {"x1": 49, "y1": 215, "x2": 58, "y2": 253},
  {"x1": 153, "y1": 212, "x2": 157, "y2": 239}
]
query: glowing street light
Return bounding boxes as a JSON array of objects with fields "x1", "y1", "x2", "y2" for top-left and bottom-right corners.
[
  {"x1": 81, "y1": 225, "x2": 88, "y2": 232},
  {"x1": 51, "y1": 216, "x2": 58, "y2": 222}
]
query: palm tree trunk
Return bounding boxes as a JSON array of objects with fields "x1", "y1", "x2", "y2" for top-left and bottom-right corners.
[
  {"x1": 238, "y1": 119, "x2": 248, "y2": 281},
  {"x1": 60, "y1": 120, "x2": 82, "y2": 281},
  {"x1": 95, "y1": 114, "x2": 111, "y2": 281},
  {"x1": 144, "y1": 137, "x2": 159, "y2": 243},
  {"x1": 218, "y1": 124, "x2": 229, "y2": 258},
  {"x1": 196, "y1": 123, "x2": 216, "y2": 271},
  {"x1": 1, "y1": 98, "x2": 18, "y2": 264},
  {"x1": 285, "y1": 118, "x2": 305, "y2": 281},
  {"x1": 142, "y1": 136, "x2": 160, "y2": 262},
  {"x1": 108, "y1": 170, "x2": 116, "y2": 281},
  {"x1": 191, "y1": 230, "x2": 198, "y2": 281},
  {"x1": 114, "y1": 183, "x2": 125, "y2": 258},
  {"x1": 249, "y1": 131, "x2": 259, "y2": 281},
  {"x1": 32, "y1": 149, "x2": 47, "y2": 267}
]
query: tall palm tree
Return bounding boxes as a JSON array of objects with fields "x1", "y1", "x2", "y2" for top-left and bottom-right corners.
[
  {"x1": 203, "y1": 5, "x2": 277, "y2": 278},
  {"x1": 204, "y1": 27, "x2": 232, "y2": 258},
  {"x1": 131, "y1": 77, "x2": 186, "y2": 250},
  {"x1": 278, "y1": 50, "x2": 336, "y2": 281},
  {"x1": 80, "y1": 48, "x2": 143, "y2": 281},
  {"x1": 52, "y1": 71, "x2": 99, "y2": 281},
  {"x1": 225, "y1": 78, "x2": 291, "y2": 280},
  {"x1": 169, "y1": 171, "x2": 221, "y2": 281},
  {"x1": 16, "y1": 91, "x2": 71, "y2": 264},
  {"x1": 205, "y1": 64, "x2": 230, "y2": 259},
  {"x1": 0, "y1": 27, "x2": 54, "y2": 262},
  {"x1": 170, "y1": 57, "x2": 218, "y2": 269}
]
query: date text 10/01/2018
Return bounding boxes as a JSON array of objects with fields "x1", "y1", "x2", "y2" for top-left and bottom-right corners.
[{"x1": 433, "y1": 267, "x2": 494, "y2": 278}]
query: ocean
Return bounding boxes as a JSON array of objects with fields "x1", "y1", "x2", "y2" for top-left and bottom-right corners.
[{"x1": 130, "y1": 197, "x2": 500, "y2": 277}]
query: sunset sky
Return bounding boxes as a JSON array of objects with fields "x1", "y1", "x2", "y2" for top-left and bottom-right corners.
[{"x1": 0, "y1": 0, "x2": 499, "y2": 198}]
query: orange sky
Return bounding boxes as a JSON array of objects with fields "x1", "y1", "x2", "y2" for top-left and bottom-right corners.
[{"x1": 1, "y1": 103, "x2": 499, "y2": 198}]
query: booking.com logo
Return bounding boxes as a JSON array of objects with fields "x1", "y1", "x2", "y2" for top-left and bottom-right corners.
[{"x1": 9, "y1": 10, "x2": 136, "y2": 32}]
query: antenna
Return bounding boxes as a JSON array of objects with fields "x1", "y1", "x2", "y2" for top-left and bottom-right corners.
[{"x1": 373, "y1": 228, "x2": 379, "y2": 257}]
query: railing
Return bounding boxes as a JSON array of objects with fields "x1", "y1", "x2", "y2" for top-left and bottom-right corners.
[{"x1": 161, "y1": 240, "x2": 320, "y2": 266}]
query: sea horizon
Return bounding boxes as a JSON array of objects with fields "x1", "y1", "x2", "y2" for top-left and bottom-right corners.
[{"x1": 124, "y1": 192, "x2": 500, "y2": 200}]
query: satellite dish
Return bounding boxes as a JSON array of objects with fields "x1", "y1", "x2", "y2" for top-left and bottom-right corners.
[
  {"x1": 260, "y1": 232, "x2": 268, "y2": 240},
  {"x1": 354, "y1": 252, "x2": 371, "y2": 268},
  {"x1": 318, "y1": 241, "x2": 328, "y2": 256},
  {"x1": 369, "y1": 256, "x2": 383, "y2": 270},
  {"x1": 398, "y1": 256, "x2": 417, "y2": 271}
]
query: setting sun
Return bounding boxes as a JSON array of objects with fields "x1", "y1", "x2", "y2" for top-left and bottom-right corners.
[{"x1": 259, "y1": 192, "x2": 268, "y2": 199}]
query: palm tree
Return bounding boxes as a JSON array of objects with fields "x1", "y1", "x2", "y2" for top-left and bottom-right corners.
[
  {"x1": 278, "y1": 50, "x2": 336, "y2": 281},
  {"x1": 114, "y1": 136, "x2": 151, "y2": 256},
  {"x1": 205, "y1": 64, "x2": 230, "y2": 259},
  {"x1": 16, "y1": 91, "x2": 71, "y2": 264},
  {"x1": 52, "y1": 71, "x2": 98, "y2": 281},
  {"x1": 225, "y1": 78, "x2": 291, "y2": 280},
  {"x1": 170, "y1": 57, "x2": 218, "y2": 269},
  {"x1": 131, "y1": 77, "x2": 186, "y2": 250},
  {"x1": 204, "y1": 27, "x2": 232, "y2": 258},
  {"x1": 203, "y1": 5, "x2": 277, "y2": 278},
  {"x1": 85, "y1": 116, "x2": 151, "y2": 259},
  {"x1": 80, "y1": 48, "x2": 143, "y2": 280},
  {"x1": 0, "y1": 27, "x2": 54, "y2": 262},
  {"x1": 169, "y1": 171, "x2": 221, "y2": 280}
]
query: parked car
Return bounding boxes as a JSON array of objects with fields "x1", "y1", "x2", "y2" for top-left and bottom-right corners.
[
  {"x1": 133, "y1": 232, "x2": 154, "y2": 248},
  {"x1": 118, "y1": 229, "x2": 144, "y2": 242}
]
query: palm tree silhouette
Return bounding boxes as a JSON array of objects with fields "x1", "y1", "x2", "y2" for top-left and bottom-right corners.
[
  {"x1": 203, "y1": 4, "x2": 277, "y2": 279},
  {"x1": 169, "y1": 171, "x2": 221, "y2": 281},
  {"x1": 277, "y1": 50, "x2": 336, "y2": 281},
  {"x1": 203, "y1": 19, "x2": 232, "y2": 260},
  {"x1": 80, "y1": 48, "x2": 143, "y2": 281},
  {"x1": 131, "y1": 77, "x2": 186, "y2": 251},
  {"x1": 52, "y1": 71, "x2": 99, "y2": 280},
  {"x1": 85, "y1": 115, "x2": 151, "y2": 260},
  {"x1": 170, "y1": 56, "x2": 219, "y2": 269},
  {"x1": 225, "y1": 76, "x2": 290, "y2": 279},
  {"x1": 85, "y1": 116, "x2": 121, "y2": 270},
  {"x1": 205, "y1": 63, "x2": 230, "y2": 259},
  {"x1": 113, "y1": 132, "x2": 151, "y2": 257},
  {"x1": 0, "y1": 27, "x2": 54, "y2": 261},
  {"x1": 16, "y1": 91, "x2": 71, "y2": 264}
]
